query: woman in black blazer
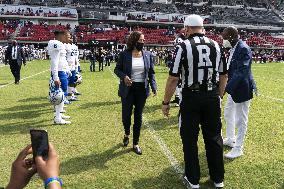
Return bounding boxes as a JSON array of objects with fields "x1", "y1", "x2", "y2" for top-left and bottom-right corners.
[{"x1": 114, "y1": 31, "x2": 157, "y2": 155}]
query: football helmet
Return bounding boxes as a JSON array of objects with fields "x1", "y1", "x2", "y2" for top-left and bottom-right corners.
[
  {"x1": 49, "y1": 88, "x2": 65, "y2": 105},
  {"x1": 75, "y1": 74, "x2": 82, "y2": 85}
]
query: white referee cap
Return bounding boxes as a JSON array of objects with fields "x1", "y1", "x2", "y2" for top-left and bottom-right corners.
[{"x1": 184, "y1": 14, "x2": 204, "y2": 27}]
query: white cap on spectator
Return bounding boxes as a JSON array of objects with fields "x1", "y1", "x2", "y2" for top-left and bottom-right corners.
[{"x1": 184, "y1": 14, "x2": 204, "y2": 27}]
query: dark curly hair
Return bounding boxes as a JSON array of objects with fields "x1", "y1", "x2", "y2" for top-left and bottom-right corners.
[{"x1": 126, "y1": 31, "x2": 143, "y2": 51}]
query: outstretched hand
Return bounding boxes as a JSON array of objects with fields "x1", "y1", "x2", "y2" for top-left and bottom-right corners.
[{"x1": 6, "y1": 145, "x2": 37, "y2": 189}]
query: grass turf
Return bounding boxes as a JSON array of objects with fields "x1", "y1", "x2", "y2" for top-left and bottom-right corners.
[{"x1": 0, "y1": 60, "x2": 283, "y2": 189}]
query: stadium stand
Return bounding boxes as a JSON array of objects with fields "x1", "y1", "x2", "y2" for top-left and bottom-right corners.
[
  {"x1": 0, "y1": 0, "x2": 282, "y2": 49},
  {"x1": 0, "y1": 4, "x2": 77, "y2": 18},
  {"x1": 0, "y1": 20, "x2": 18, "y2": 40},
  {"x1": 17, "y1": 22, "x2": 66, "y2": 41}
]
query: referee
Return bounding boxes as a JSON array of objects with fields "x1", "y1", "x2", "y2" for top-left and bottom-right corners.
[{"x1": 162, "y1": 15, "x2": 228, "y2": 189}]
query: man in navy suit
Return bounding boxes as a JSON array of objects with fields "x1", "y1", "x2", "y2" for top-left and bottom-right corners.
[
  {"x1": 222, "y1": 27, "x2": 257, "y2": 159},
  {"x1": 5, "y1": 40, "x2": 26, "y2": 84}
]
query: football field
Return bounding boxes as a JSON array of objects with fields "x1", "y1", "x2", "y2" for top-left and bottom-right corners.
[{"x1": 0, "y1": 60, "x2": 283, "y2": 189}]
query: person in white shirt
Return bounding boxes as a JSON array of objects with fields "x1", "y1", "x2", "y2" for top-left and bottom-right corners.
[
  {"x1": 47, "y1": 30, "x2": 72, "y2": 125},
  {"x1": 65, "y1": 35, "x2": 79, "y2": 101},
  {"x1": 73, "y1": 41, "x2": 81, "y2": 95},
  {"x1": 114, "y1": 31, "x2": 157, "y2": 155}
]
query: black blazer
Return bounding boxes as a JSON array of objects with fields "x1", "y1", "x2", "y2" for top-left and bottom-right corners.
[
  {"x1": 114, "y1": 50, "x2": 157, "y2": 98},
  {"x1": 5, "y1": 45, "x2": 26, "y2": 66}
]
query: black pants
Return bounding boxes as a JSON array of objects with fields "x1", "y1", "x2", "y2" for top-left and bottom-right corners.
[
  {"x1": 9, "y1": 60, "x2": 21, "y2": 83},
  {"x1": 105, "y1": 59, "x2": 110, "y2": 66},
  {"x1": 180, "y1": 90, "x2": 224, "y2": 184},
  {"x1": 90, "y1": 60, "x2": 96, "y2": 72},
  {"x1": 99, "y1": 61, "x2": 104, "y2": 71},
  {"x1": 121, "y1": 82, "x2": 147, "y2": 145}
]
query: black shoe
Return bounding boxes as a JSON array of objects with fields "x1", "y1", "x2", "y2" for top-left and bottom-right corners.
[
  {"x1": 170, "y1": 99, "x2": 178, "y2": 104},
  {"x1": 74, "y1": 92, "x2": 81, "y2": 95},
  {"x1": 133, "y1": 145, "x2": 142, "y2": 155},
  {"x1": 69, "y1": 96, "x2": 79, "y2": 101},
  {"x1": 123, "y1": 136, "x2": 129, "y2": 147},
  {"x1": 15, "y1": 81, "x2": 20, "y2": 85}
]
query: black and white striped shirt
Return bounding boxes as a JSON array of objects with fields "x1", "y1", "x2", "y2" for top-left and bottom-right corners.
[{"x1": 169, "y1": 33, "x2": 227, "y2": 89}]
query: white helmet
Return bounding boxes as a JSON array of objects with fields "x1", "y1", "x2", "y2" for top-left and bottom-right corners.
[
  {"x1": 49, "y1": 88, "x2": 65, "y2": 105},
  {"x1": 75, "y1": 74, "x2": 82, "y2": 85}
]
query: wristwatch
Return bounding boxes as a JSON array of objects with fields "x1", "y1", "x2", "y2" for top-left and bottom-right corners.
[{"x1": 162, "y1": 101, "x2": 170, "y2": 105}]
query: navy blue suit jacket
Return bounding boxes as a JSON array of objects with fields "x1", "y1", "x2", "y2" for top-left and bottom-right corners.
[
  {"x1": 5, "y1": 45, "x2": 26, "y2": 66},
  {"x1": 114, "y1": 50, "x2": 157, "y2": 98},
  {"x1": 226, "y1": 40, "x2": 256, "y2": 103}
]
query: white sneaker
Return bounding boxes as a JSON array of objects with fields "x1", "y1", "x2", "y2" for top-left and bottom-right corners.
[
  {"x1": 184, "y1": 176, "x2": 200, "y2": 189},
  {"x1": 54, "y1": 118, "x2": 71, "y2": 125},
  {"x1": 225, "y1": 147, "x2": 243, "y2": 159},
  {"x1": 214, "y1": 182, "x2": 224, "y2": 188},
  {"x1": 223, "y1": 138, "x2": 235, "y2": 148},
  {"x1": 61, "y1": 114, "x2": 70, "y2": 119}
]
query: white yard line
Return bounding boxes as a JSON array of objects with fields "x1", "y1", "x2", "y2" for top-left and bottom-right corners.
[
  {"x1": 0, "y1": 69, "x2": 49, "y2": 89},
  {"x1": 107, "y1": 66, "x2": 188, "y2": 188},
  {"x1": 259, "y1": 94, "x2": 284, "y2": 103}
]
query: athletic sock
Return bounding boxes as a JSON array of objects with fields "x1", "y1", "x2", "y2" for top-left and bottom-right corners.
[{"x1": 55, "y1": 102, "x2": 63, "y2": 120}]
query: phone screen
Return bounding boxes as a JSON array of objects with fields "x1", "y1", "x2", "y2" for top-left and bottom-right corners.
[{"x1": 30, "y1": 129, "x2": 49, "y2": 160}]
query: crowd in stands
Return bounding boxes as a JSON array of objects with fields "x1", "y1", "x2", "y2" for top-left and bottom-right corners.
[
  {"x1": 212, "y1": 6, "x2": 282, "y2": 25},
  {"x1": 0, "y1": 19, "x2": 18, "y2": 40},
  {"x1": 17, "y1": 21, "x2": 66, "y2": 41},
  {"x1": 72, "y1": 0, "x2": 133, "y2": 11},
  {"x1": 0, "y1": 0, "x2": 283, "y2": 27},
  {"x1": 0, "y1": 0, "x2": 13, "y2": 4},
  {"x1": 0, "y1": 19, "x2": 282, "y2": 48},
  {"x1": 176, "y1": 2, "x2": 213, "y2": 15},
  {"x1": 0, "y1": 5, "x2": 77, "y2": 18}
]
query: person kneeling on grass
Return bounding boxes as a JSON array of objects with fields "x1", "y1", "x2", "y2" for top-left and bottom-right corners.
[{"x1": 5, "y1": 143, "x2": 62, "y2": 189}]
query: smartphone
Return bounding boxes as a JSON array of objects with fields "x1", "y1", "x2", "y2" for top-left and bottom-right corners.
[{"x1": 30, "y1": 129, "x2": 49, "y2": 161}]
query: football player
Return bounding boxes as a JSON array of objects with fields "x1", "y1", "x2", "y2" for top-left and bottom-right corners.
[
  {"x1": 48, "y1": 30, "x2": 71, "y2": 125},
  {"x1": 65, "y1": 33, "x2": 79, "y2": 101}
]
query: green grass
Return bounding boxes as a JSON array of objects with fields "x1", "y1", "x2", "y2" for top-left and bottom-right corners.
[{"x1": 0, "y1": 60, "x2": 283, "y2": 189}]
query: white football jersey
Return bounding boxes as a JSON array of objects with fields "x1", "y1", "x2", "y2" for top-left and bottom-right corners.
[
  {"x1": 73, "y1": 44, "x2": 80, "y2": 67},
  {"x1": 65, "y1": 43, "x2": 78, "y2": 71},
  {"x1": 48, "y1": 40, "x2": 69, "y2": 81}
]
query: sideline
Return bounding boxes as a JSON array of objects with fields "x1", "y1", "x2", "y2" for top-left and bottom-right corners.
[
  {"x1": 259, "y1": 94, "x2": 284, "y2": 103},
  {"x1": 0, "y1": 69, "x2": 49, "y2": 89}
]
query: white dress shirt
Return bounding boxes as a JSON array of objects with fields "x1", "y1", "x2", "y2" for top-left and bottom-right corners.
[
  {"x1": 131, "y1": 56, "x2": 145, "y2": 82},
  {"x1": 12, "y1": 46, "x2": 18, "y2": 60}
]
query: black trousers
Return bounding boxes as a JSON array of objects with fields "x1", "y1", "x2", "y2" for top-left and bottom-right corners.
[
  {"x1": 90, "y1": 60, "x2": 96, "y2": 72},
  {"x1": 121, "y1": 82, "x2": 147, "y2": 145},
  {"x1": 9, "y1": 60, "x2": 21, "y2": 83},
  {"x1": 180, "y1": 90, "x2": 224, "y2": 184},
  {"x1": 99, "y1": 61, "x2": 104, "y2": 71},
  {"x1": 105, "y1": 59, "x2": 110, "y2": 66}
]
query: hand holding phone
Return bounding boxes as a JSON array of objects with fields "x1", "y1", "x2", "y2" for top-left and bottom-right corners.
[
  {"x1": 30, "y1": 129, "x2": 49, "y2": 161},
  {"x1": 35, "y1": 143, "x2": 60, "y2": 181}
]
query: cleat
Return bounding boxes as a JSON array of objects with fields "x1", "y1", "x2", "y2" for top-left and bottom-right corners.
[{"x1": 54, "y1": 118, "x2": 71, "y2": 125}]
